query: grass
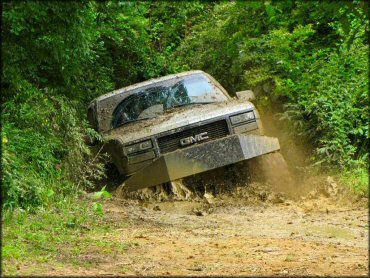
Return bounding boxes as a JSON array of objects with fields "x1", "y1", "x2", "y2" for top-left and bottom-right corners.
[
  {"x1": 306, "y1": 225, "x2": 355, "y2": 240},
  {"x1": 339, "y1": 166, "x2": 369, "y2": 197},
  {"x1": 1, "y1": 194, "x2": 130, "y2": 275}
]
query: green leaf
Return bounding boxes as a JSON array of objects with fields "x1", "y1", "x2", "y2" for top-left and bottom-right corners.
[{"x1": 93, "y1": 202, "x2": 104, "y2": 216}]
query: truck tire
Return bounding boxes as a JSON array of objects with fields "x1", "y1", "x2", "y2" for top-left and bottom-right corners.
[
  {"x1": 246, "y1": 152, "x2": 296, "y2": 198},
  {"x1": 101, "y1": 163, "x2": 128, "y2": 191}
]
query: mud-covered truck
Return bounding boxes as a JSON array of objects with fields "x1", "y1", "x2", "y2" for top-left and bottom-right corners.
[{"x1": 86, "y1": 70, "x2": 290, "y2": 193}]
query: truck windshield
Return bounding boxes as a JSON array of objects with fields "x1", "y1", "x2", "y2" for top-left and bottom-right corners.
[{"x1": 111, "y1": 75, "x2": 227, "y2": 128}]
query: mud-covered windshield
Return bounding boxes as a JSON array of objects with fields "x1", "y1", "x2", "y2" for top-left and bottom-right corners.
[{"x1": 111, "y1": 75, "x2": 227, "y2": 128}]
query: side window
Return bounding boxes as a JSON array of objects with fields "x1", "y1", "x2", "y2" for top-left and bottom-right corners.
[{"x1": 87, "y1": 106, "x2": 98, "y2": 131}]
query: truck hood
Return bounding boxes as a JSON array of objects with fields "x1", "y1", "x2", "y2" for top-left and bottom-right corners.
[{"x1": 104, "y1": 100, "x2": 255, "y2": 144}]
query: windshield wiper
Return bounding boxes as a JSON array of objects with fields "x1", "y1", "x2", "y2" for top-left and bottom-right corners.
[
  {"x1": 115, "y1": 117, "x2": 154, "y2": 128},
  {"x1": 166, "y1": 102, "x2": 212, "y2": 110}
]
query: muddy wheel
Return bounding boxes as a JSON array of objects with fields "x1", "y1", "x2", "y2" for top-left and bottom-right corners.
[
  {"x1": 91, "y1": 163, "x2": 127, "y2": 192},
  {"x1": 115, "y1": 180, "x2": 195, "y2": 201},
  {"x1": 246, "y1": 152, "x2": 297, "y2": 197},
  {"x1": 115, "y1": 183, "x2": 159, "y2": 200},
  {"x1": 105, "y1": 163, "x2": 127, "y2": 186}
]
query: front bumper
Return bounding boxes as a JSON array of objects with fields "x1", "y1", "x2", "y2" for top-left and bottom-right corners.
[{"x1": 123, "y1": 134, "x2": 280, "y2": 192}]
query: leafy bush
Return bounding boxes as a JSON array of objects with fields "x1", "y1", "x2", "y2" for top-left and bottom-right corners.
[
  {"x1": 339, "y1": 165, "x2": 369, "y2": 197},
  {"x1": 2, "y1": 83, "x2": 105, "y2": 210},
  {"x1": 278, "y1": 44, "x2": 368, "y2": 166},
  {"x1": 170, "y1": 0, "x2": 369, "y2": 168}
]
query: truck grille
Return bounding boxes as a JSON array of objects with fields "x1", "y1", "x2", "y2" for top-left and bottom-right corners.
[{"x1": 157, "y1": 119, "x2": 230, "y2": 154}]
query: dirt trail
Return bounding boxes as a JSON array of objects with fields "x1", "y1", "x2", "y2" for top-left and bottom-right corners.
[{"x1": 46, "y1": 190, "x2": 368, "y2": 276}]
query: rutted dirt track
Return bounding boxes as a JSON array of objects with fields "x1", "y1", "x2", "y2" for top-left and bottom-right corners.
[{"x1": 48, "y1": 190, "x2": 368, "y2": 276}]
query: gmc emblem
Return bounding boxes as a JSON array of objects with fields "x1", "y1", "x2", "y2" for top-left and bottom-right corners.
[{"x1": 180, "y1": 132, "x2": 209, "y2": 146}]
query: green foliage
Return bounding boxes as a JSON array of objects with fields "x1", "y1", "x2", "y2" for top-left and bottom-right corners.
[
  {"x1": 2, "y1": 83, "x2": 106, "y2": 210},
  {"x1": 92, "y1": 202, "x2": 104, "y2": 216},
  {"x1": 279, "y1": 45, "x2": 368, "y2": 166},
  {"x1": 171, "y1": 0, "x2": 369, "y2": 168},
  {"x1": 93, "y1": 185, "x2": 112, "y2": 200},
  {"x1": 94, "y1": 1, "x2": 154, "y2": 86},
  {"x1": 339, "y1": 165, "x2": 369, "y2": 197},
  {"x1": 2, "y1": 1, "x2": 105, "y2": 98},
  {"x1": 145, "y1": 1, "x2": 212, "y2": 75},
  {"x1": 92, "y1": 186, "x2": 112, "y2": 216},
  {"x1": 2, "y1": 1, "x2": 111, "y2": 209}
]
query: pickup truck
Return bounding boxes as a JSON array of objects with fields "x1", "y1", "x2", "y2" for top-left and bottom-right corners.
[{"x1": 86, "y1": 70, "x2": 290, "y2": 193}]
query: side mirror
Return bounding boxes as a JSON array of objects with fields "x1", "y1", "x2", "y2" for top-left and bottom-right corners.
[{"x1": 235, "y1": 90, "x2": 255, "y2": 102}]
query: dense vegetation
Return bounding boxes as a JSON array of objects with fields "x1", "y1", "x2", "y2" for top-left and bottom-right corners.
[{"x1": 2, "y1": 1, "x2": 368, "y2": 210}]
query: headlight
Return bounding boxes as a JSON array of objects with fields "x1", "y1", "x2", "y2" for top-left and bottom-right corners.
[
  {"x1": 230, "y1": 111, "x2": 255, "y2": 125},
  {"x1": 125, "y1": 140, "x2": 152, "y2": 154}
]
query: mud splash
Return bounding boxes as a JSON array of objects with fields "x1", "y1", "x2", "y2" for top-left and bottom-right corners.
[
  {"x1": 115, "y1": 160, "x2": 249, "y2": 202},
  {"x1": 115, "y1": 163, "x2": 360, "y2": 216}
]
